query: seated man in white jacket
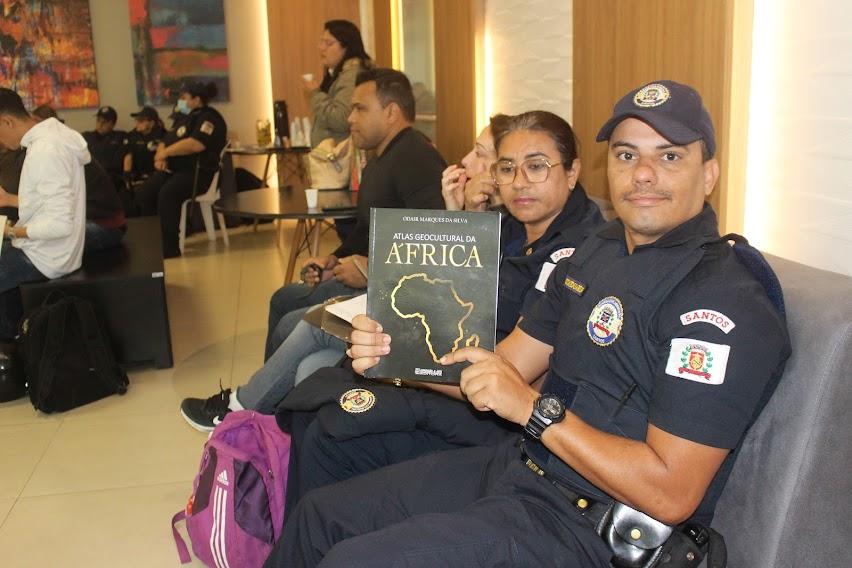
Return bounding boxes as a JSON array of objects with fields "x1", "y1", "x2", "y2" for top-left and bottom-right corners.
[{"x1": 0, "y1": 88, "x2": 90, "y2": 339}]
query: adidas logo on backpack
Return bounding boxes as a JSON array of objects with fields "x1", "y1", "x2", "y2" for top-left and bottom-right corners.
[{"x1": 217, "y1": 470, "x2": 229, "y2": 487}]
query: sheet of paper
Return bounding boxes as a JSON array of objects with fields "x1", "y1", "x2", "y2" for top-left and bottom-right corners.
[
  {"x1": 0, "y1": 214, "x2": 6, "y2": 258},
  {"x1": 324, "y1": 293, "x2": 367, "y2": 323}
]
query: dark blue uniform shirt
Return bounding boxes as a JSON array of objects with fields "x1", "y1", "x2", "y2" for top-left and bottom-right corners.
[
  {"x1": 496, "y1": 184, "x2": 604, "y2": 341},
  {"x1": 83, "y1": 129, "x2": 129, "y2": 176},
  {"x1": 520, "y1": 204, "x2": 791, "y2": 525},
  {"x1": 127, "y1": 125, "x2": 166, "y2": 180},
  {"x1": 167, "y1": 106, "x2": 227, "y2": 173}
]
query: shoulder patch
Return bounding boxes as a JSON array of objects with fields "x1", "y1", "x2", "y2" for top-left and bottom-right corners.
[
  {"x1": 679, "y1": 309, "x2": 736, "y2": 334},
  {"x1": 200, "y1": 120, "x2": 215, "y2": 135},
  {"x1": 535, "y1": 262, "x2": 556, "y2": 292},
  {"x1": 665, "y1": 338, "x2": 730, "y2": 385},
  {"x1": 549, "y1": 247, "x2": 575, "y2": 263}
]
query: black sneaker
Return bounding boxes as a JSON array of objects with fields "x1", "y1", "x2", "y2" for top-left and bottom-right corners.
[{"x1": 180, "y1": 388, "x2": 232, "y2": 432}]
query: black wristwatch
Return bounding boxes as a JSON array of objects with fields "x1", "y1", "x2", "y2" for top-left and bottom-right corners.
[{"x1": 524, "y1": 395, "x2": 567, "y2": 440}]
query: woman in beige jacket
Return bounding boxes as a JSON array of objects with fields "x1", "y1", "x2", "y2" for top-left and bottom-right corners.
[{"x1": 303, "y1": 20, "x2": 372, "y2": 147}]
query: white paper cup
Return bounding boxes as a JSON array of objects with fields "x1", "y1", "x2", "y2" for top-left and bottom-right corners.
[
  {"x1": 302, "y1": 73, "x2": 314, "y2": 82},
  {"x1": 305, "y1": 188, "x2": 319, "y2": 209}
]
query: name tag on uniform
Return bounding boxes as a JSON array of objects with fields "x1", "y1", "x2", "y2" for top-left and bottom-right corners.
[
  {"x1": 535, "y1": 262, "x2": 556, "y2": 292},
  {"x1": 665, "y1": 338, "x2": 730, "y2": 385},
  {"x1": 200, "y1": 121, "x2": 215, "y2": 135}
]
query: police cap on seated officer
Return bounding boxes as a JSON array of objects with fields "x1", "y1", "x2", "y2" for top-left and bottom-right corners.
[
  {"x1": 263, "y1": 81, "x2": 791, "y2": 568},
  {"x1": 278, "y1": 111, "x2": 605, "y2": 510}
]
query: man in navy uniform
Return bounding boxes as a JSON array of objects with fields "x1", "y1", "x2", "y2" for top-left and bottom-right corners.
[
  {"x1": 264, "y1": 81, "x2": 791, "y2": 567},
  {"x1": 124, "y1": 106, "x2": 165, "y2": 183},
  {"x1": 83, "y1": 106, "x2": 128, "y2": 187}
]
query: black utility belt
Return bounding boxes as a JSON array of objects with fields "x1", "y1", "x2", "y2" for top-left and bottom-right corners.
[
  {"x1": 522, "y1": 449, "x2": 608, "y2": 524},
  {"x1": 521, "y1": 449, "x2": 726, "y2": 568}
]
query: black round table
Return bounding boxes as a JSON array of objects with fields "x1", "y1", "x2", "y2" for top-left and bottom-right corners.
[{"x1": 214, "y1": 187, "x2": 356, "y2": 282}]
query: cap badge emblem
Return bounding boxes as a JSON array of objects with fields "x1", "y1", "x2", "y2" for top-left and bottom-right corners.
[
  {"x1": 634, "y1": 84, "x2": 670, "y2": 108},
  {"x1": 587, "y1": 296, "x2": 624, "y2": 347},
  {"x1": 339, "y1": 388, "x2": 376, "y2": 414}
]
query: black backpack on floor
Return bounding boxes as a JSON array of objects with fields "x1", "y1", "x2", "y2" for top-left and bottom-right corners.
[{"x1": 18, "y1": 293, "x2": 129, "y2": 413}]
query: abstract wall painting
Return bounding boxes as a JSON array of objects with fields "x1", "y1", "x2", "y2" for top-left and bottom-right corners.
[
  {"x1": 0, "y1": 0, "x2": 100, "y2": 109},
  {"x1": 128, "y1": 0, "x2": 230, "y2": 106}
]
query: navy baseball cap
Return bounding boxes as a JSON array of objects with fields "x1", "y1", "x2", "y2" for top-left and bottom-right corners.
[
  {"x1": 95, "y1": 105, "x2": 118, "y2": 122},
  {"x1": 596, "y1": 80, "x2": 716, "y2": 157},
  {"x1": 131, "y1": 106, "x2": 159, "y2": 121}
]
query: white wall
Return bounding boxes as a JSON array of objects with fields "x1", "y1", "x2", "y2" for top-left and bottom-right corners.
[
  {"x1": 61, "y1": 0, "x2": 272, "y2": 150},
  {"x1": 745, "y1": 0, "x2": 852, "y2": 276},
  {"x1": 484, "y1": 0, "x2": 572, "y2": 121}
]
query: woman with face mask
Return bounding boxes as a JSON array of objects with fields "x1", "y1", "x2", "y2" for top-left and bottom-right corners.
[
  {"x1": 137, "y1": 81, "x2": 228, "y2": 258},
  {"x1": 303, "y1": 20, "x2": 372, "y2": 147}
]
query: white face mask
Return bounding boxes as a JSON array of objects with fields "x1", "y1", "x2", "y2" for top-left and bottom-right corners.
[{"x1": 176, "y1": 99, "x2": 191, "y2": 114}]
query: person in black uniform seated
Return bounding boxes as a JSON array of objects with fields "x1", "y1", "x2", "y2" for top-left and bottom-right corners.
[
  {"x1": 263, "y1": 68, "x2": 446, "y2": 360},
  {"x1": 82, "y1": 106, "x2": 129, "y2": 188},
  {"x1": 124, "y1": 106, "x2": 165, "y2": 184},
  {"x1": 266, "y1": 81, "x2": 792, "y2": 568},
  {"x1": 138, "y1": 82, "x2": 227, "y2": 258},
  {"x1": 277, "y1": 110, "x2": 605, "y2": 510}
]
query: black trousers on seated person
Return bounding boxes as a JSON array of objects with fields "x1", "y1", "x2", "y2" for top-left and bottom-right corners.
[
  {"x1": 138, "y1": 169, "x2": 214, "y2": 258},
  {"x1": 264, "y1": 438, "x2": 612, "y2": 568}
]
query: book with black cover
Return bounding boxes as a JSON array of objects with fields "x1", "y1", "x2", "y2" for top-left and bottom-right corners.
[{"x1": 366, "y1": 207, "x2": 501, "y2": 384}]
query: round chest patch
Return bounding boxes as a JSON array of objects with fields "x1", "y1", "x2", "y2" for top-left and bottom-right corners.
[
  {"x1": 633, "y1": 83, "x2": 670, "y2": 108},
  {"x1": 176, "y1": 125, "x2": 187, "y2": 137},
  {"x1": 587, "y1": 296, "x2": 624, "y2": 347},
  {"x1": 339, "y1": 388, "x2": 376, "y2": 414},
  {"x1": 147, "y1": 140, "x2": 157, "y2": 151}
]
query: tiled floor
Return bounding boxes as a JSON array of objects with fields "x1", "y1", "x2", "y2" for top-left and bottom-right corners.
[{"x1": 0, "y1": 221, "x2": 339, "y2": 567}]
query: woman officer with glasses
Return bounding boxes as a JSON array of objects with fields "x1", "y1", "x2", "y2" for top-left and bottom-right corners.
[{"x1": 445, "y1": 110, "x2": 606, "y2": 341}]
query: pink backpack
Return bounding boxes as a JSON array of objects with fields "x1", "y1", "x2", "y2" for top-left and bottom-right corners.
[{"x1": 172, "y1": 411, "x2": 291, "y2": 567}]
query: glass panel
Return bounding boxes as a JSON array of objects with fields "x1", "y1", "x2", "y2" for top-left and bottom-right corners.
[{"x1": 399, "y1": 0, "x2": 437, "y2": 142}]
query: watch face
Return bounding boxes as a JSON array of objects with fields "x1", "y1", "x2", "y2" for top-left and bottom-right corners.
[{"x1": 538, "y1": 396, "x2": 564, "y2": 418}]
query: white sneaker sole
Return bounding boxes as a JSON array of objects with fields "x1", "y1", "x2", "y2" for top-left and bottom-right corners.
[{"x1": 180, "y1": 408, "x2": 216, "y2": 433}]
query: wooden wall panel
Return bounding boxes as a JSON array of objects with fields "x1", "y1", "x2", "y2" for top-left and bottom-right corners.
[
  {"x1": 434, "y1": 0, "x2": 479, "y2": 164},
  {"x1": 372, "y1": 0, "x2": 393, "y2": 67},
  {"x1": 266, "y1": 0, "x2": 361, "y2": 119},
  {"x1": 573, "y1": 0, "x2": 732, "y2": 221}
]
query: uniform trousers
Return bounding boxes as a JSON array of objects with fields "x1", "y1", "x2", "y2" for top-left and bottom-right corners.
[
  {"x1": 138, "y1": 169, "x2": 214, "y2": 258},
  {"x1": 264, "y1": 438, "x2": 613, "y2": 568}
]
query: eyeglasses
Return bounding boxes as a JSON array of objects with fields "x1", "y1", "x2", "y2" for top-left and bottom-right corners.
[{"x1": 491, "y1": 157, "x2": 563, "y2": 186}]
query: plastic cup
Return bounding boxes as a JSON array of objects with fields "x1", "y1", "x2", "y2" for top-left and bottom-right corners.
[
  {"x1": 302, "y1": 73, "x2": 315, "y2": 82},
  {"x1": 305, "y1": 188, "x2": 319, "y2": 209}
]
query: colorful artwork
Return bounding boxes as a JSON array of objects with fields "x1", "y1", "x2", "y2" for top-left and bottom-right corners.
[
  {"x1": 129, "y1": 0, "x2": 230, "y2": 106},
  {"x1": 0, "y1": 0, "x2": 99, "y2": 109}
]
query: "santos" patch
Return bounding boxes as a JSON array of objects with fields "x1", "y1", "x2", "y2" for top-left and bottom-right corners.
[{"x1": 679, "y1": 309, "x2": 735, "y2": 334}]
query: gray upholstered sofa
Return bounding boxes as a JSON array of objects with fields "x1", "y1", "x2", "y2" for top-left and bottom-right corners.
[{"x1": 711, "y1": 254, "x2": 852, "y2": 567}]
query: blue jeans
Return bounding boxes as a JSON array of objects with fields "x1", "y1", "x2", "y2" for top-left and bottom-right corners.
[
  {"x1": 238, "y1": 318, "x2": 347, "y2": 413},
  {"x1": 84, "y1": 221, "x2": 125, "y2": 252},
  {"x1": 0, "y1": 241, "x2": 46, "y2": 338},
  {"x1": 265, "y1": 278, "x2": 363, "y2": 360}
]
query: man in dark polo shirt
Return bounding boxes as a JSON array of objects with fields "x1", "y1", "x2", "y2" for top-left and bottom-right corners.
[
  {"x1": 263, "y1": 68, "x2": 446, "y2": 359},
  {"x1": 267, "y1": 81, "x2": 791, "y2": 567}
]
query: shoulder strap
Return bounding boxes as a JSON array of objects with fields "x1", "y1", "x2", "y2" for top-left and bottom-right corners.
[
  {"x1": 171, "y1": 510, "x2": 193, "y2": 564},
  {"x1": 721, "y1": 233, "x2": 786, "y2": 318},
  {"x1": 34, "y1": 300, "x2": 71, "y2": 407},
  {"x1": 72, "y1": 300, "x2": 128, "y2": 393}
]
